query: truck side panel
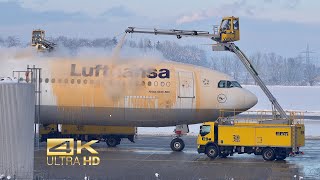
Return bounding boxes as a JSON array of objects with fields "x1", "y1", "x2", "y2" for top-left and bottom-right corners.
[
  {"x1": 255, "y1": 126, "x2": 292, "y2": 147},
  {"x1": 218, "y1": 125, "x2": 293, "y2": 147},
  {"x1": 39, "y1": 124, "x2": 57, "y2": 134},
  {"x1": 218, "y1": 126, "x2": 256, "y2": 146},
  {"x1": 61, "y1": 125, "x2": 136, "y2": 135}
]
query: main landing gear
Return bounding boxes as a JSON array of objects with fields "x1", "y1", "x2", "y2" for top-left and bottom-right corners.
[{"x1": 170, "y1": 124, "x2": 189, "y2": 152}]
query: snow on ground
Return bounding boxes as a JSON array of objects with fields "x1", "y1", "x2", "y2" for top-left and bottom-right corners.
[{"x1": 138, "y1": 85, "x2": 320, "y2": 138}]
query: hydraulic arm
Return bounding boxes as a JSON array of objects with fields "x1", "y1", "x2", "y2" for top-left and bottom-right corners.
[
  {"x1": 219, "y1": 43, "x2": 287, "y2": 119},
  {"x1": 125, "y1": 16, "x2": 288, "y2": 121}
]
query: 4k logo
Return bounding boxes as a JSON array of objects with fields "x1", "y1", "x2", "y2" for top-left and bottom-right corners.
[
  {"x1": 47, "y1": 138, "x2": 98, "y2": 156},
  {"x1": 47, "y1": 138, "x2": 100, "y2": 166}
]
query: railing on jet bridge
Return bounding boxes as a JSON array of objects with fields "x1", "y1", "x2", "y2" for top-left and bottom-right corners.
[{"x1": 218, "y1": 110, "x2": 304, "y2": 125}]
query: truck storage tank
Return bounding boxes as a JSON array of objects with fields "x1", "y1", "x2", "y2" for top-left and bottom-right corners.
[{"x1": 0, "y1": 82, "x2": 35, "y2": 179}]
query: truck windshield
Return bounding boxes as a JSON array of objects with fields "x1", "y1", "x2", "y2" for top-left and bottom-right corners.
[
  {"x1": 33, "y1": 31, "x2": 42, "y2": 38},
  {"x1": 233, "y1": 19, "x2": 239, "y2": 30},
  {"x1": 200, "y1": 125, "x2": 210, "y2": 136},
  {"x1": 221, "y1": 19, "x2": 230, "y2": 31}
]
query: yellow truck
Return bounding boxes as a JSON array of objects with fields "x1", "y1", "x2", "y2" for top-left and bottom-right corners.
[
  {"x1": 197, "y1": 121, "x2": 305, "y2": 161},
  {"x1": 40, "y1": 124, "x2": 136, "y2": 147}
]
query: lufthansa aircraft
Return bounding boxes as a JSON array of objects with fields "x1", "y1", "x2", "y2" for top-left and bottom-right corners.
[
  {"x1": 1, "y1": 56, "x2": 258, "y2": 151},
  {"x1": 1, "y1": 57, "x2": 257, "y2": 127}
]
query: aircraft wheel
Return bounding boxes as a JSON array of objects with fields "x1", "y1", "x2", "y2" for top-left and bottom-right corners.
[
  {"x1": 262, "y1": 148, "x2": 276, "y2": 161},
  {"x1": 106, "y1": 137, "x2": 118, "y2": 147},
  {"x1": 170, "y1": 138, "x2": 185, "y2": 151}
]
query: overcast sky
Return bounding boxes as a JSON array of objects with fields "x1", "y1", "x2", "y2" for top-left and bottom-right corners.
[{"x1": 0, "y1": 0, "x2": 319, "y2": 57}]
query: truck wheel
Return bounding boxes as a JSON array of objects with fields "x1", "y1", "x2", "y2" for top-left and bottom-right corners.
[
  {"x1": 106, "y1": 137, "x2": 118, "y2": 147},
  {"x1": 170, "y1": 138, "x2": 185, "y2": 151},
  {"x1": 276, "y1": 155, "x2": 286, "y2": 160},
  {"x1": 262, "y1": 148, "x2": 276, "y2": 161},
  {"x1": 206, "y1": 145, "x2": 219, "y2": 159}
]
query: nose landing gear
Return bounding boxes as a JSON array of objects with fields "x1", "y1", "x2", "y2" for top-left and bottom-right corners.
[
  {"x1": 171, "y1": 138, "x2": 185, "y2": 151},
  {"x1": 170, "y1": 124, "x2": 189, "y2": 152}
]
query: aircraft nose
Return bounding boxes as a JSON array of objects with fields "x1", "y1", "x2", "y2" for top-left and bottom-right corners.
[{"x1": 244, "y1": 91, "x2": 258, "y2": 109}]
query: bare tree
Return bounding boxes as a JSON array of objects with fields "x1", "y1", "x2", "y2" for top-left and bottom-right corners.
[
  {"x1": 231, "y1": 55, "x2": 242, "y2": 80},
  {"x1": 6, "y1": 36, "x2": 20, "y2": 47},
  {"x1": 305, "y1": 64, "x2": 318, "y2": 86}
]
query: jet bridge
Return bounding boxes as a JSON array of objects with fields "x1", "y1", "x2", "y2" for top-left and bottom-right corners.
[{"x1": 125, "y1": 16, "x2": 289, "y2": 122}]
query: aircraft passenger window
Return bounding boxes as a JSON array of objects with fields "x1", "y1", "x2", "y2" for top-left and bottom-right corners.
[
  {"x1": 45, "y1": 78, "x2": 49, "y2": 83},
  {"x1": 77, "y1": 79, "x2": 81, "y2": 84},
  {"x1": 84, "y1": 79, "x2": 87, "y2": 84},
  {"x1": 218, "y1": 80, "x2": 226, "y2": 88},
  {"x1": 71, "y1": 79, "x2": 75, "y2": 84},
  {"x1": 58, "y1": 79, "x2": 62, "y2": 83},
  {"x1": 64, "y1": 79, "x2": 68, "y2": 84},
  {"x1": 51, "y1": 78, "x2": 55, "y2": 83}
]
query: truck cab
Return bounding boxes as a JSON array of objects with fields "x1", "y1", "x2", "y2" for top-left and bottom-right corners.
[{"x1": 197, "y1": 122, "x2": 221, "y2": 158}]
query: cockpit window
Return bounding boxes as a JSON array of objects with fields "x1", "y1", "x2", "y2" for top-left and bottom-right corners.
[
  {"x1": 218, "y1": 80, "x2": 242, "y2": 88},
  {"x1": 231, "y1": 81, "x2": 242, "y2": 88},
  {"x1": 218, "y1": 80, "x2": 226, "y2": 88}
]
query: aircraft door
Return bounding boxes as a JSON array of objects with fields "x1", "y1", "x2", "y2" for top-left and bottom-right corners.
[
  {"x1": 177, "y1": 71, "x2": 196, "y2": 110},
  {"x1": 178, "y1": 71, "x2": 195, "y2": 98}
]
